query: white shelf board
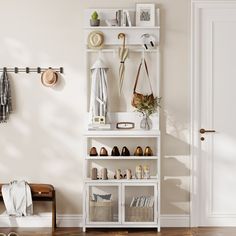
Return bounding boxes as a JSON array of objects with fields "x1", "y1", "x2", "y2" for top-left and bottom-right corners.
[
  {"x1": 84, "y1": 177, "x2": 159, "y2": 183},
  {"x1": 86, "y1": 156, "x2": 159, "y2": 160},
  {"x1": 84, "y1": 26, "x2": 160, "y2": 30},
  {"x1": 84, "y1": 129, "x2": 160, "y2": 137}
]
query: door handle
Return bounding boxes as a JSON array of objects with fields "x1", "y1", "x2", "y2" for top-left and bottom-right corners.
[{"x1": 199, "y1": 128, "x2": 216, "y2": 134}]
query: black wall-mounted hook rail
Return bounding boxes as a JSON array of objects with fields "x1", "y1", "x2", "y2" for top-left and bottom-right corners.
[{"x1": 0, "y1": 67, "x2": 64, "y2": 74}]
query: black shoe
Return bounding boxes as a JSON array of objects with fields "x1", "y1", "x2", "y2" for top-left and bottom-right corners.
[
  {"x1": 121, "y1": 146, "x2": 130, "y2": 156},
  {"x1": 111, "y1": 146, "x2": 120, "y2": 156}
]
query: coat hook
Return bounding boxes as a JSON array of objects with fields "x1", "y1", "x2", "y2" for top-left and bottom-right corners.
[
  {"x1": 26, "y1": 67, "x2": 30, "y2": 73},
  {"x1": 37, "y1": 67, "x2": 41, "y2": 73},
  {"x1": 60, "y1": 67, "x2": 63, "y2": 74},
  {"x1": 14, "y1": 67, "x2": 18, "y2": 73},
  {"x1": 3, "y1": 67, "x2": 7, "y2": 73}
]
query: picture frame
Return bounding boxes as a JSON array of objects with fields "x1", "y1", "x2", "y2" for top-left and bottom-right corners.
[{"x1": 135, "y1": 3, "x2": 155, "y2": 27}]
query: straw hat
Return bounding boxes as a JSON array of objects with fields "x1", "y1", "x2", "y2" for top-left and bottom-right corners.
[
  {"x1": 41, "y1": 69, "x2": 58, "y2": 87},
  {"x1": 87, "y1": 31, "x2": 104, "y2": 49}
]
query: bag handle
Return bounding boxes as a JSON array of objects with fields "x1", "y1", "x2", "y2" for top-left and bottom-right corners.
[{"x1": 133, "y1": 58, "x2": 153, "y2": 94}]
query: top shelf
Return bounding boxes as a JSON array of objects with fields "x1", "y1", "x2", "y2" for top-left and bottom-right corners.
[{"x1": 84, "y1": 8, "x2": 160, "y2": 46}]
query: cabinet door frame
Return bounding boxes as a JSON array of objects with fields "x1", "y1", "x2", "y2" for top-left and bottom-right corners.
[
  {"x1": 121, "y1": 183, "x2": 158, "y2": 225},
  {"x1": 85, "y1": 183, "x2": 122, "y2": 225}
]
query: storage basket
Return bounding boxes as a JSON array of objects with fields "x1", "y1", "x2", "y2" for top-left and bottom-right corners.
[
  {"x1": 89, "y1": 200, "x2": 113, "y2": 222},
  {"x1": 126, "y1": 206, "x2": 154, "y2": 222}
]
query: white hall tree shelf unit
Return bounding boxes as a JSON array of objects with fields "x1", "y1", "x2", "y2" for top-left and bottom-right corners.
[{"x1": 83, "y1": 8, "x2": 161, "y2": 232}]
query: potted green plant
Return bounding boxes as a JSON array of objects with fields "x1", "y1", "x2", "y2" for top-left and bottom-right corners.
[
  {"x1": 90, "y1": 11, "x2": 100, "y2": 26},
  {"x1": 135, "y1": 96, "x2": 161, "y2": 130}
]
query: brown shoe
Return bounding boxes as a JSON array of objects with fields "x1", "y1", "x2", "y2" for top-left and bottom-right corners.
[
  {"x1": 144, "y1": 146, "x2": 153, "y2": 156},
  {"x1": 111, "y1": 146, "x2": 120, "y2": 156},
  {"x1": 89, "y1": 147, "x2": 98, "y2": 156},
  {"x1": 121, "y1": 146, "x2": 130, "y2": 156},
  {"x1": 100, "y1": 147, "x2": 108, "y2": 156},
  {"x1": 134, "y1": 146, "x2": 143, "y2": 156}
]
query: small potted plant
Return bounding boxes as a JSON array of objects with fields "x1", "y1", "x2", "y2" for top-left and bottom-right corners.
[
  {"x1": 135, "y1": 96, "x2": 161, "y2": 130},
  {"x1": 90, "y1": 11, "x2": 100, "y2": 26}
]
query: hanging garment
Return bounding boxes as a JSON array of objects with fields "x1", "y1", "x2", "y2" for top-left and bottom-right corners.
[
  {"x1": 0, "y1": 71, "x2": 12, "y2": 123},
  {"x1": 89, "y1": 58, "x2": 108, "y2": 124},
  {"x1": 2, "y1": 180, "x2": 33, "y2": 217}
]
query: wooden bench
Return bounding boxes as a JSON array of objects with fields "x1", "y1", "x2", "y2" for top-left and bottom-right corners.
[{"x1": 0, "y1": 183, "x2": 56, "y2": 230}]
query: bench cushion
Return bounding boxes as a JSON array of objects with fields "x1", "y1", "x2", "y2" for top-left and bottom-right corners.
[{"x1": 0, "y1": 183, "x2": 54, "y2": 198}]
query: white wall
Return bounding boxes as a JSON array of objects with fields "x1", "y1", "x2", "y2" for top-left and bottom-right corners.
[{"x1": 0, "y1": 0, "x2": 190, "y2": 218}]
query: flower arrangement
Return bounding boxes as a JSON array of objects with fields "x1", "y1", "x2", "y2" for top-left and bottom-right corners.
[
  {"x1": 135, "y1": 96, "x2": 161, "y2": 117},
  {"x1": 135, "y1": 95, "x2": 161, "y2": 130}
]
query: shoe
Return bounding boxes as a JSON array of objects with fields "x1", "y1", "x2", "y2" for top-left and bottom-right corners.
[
  {"x1": 144, "y1": 146, "x2": 153, "y2": 156},
  {"x1": 121, "y1": 146, "x2": 130, "y2": 156},
  {"x1": 134, "y1": 146, "x2": 143, "y2": 156},
  {"x1": 111, "y1": 146, "x2": 120, "y2": 156},
  {"x1": 89, "y1": 147, "x2": 98, "y2": 156},
  {"x1": 100, "y1": 147, "x2": 108, "y2": 156}
]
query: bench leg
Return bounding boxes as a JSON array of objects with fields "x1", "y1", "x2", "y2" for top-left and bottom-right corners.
[{"x1": 52, "y1": 190, "x2": 56, "y2": 230}]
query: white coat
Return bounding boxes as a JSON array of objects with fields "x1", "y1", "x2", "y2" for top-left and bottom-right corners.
[{"x1": 89, "y1": 58, "x2": 108, "y2": 124}]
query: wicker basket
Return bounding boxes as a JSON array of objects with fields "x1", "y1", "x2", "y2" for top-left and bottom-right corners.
[
  {"x1": 126, "y1": 206, "x2": 154, "y2": 222},
  {"x1": 89, "y1": 200, "x2": 113, "y2": 222}
]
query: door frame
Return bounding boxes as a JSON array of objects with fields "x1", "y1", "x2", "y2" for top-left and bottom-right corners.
[{"x1": 190, "y1": 0, "x2": 236, "y2": 227}]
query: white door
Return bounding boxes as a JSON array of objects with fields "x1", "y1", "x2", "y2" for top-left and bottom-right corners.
[{"x1": 192, "y1": 1, "x2": 236, "y2": 226}]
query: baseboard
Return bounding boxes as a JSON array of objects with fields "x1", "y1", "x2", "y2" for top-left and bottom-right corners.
[
  {"x1": 0, "y1": 214, "x2": 190, "y2": 228},
  {"x1": 161, "y1": 214, "x2": 190, "y2": 227}
]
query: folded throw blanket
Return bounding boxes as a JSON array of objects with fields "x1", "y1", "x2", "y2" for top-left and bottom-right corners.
[
  {"x1": 0, "y1": 71, "x2": 12, "y2": 123},
  {"x1": 2, "y1": 181, "x2": 33, "y2": 217}
]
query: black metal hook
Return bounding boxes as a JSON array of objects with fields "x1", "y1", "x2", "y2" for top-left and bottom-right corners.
[
  {"x1": 26, "y1": 67, "x2": 30, "y2": 73},
  {"x1": 14, "y1": 67, "x2": 18, "y2": 73}
]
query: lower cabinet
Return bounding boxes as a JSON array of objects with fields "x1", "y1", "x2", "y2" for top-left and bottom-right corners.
[{"x1": 85, "y1": 182, "x2": 159, "y2": 228}]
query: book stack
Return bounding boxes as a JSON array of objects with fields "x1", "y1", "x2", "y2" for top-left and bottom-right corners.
[
  {"x1": 116, "y1": 9, "x2": 132, "y2": 27},
  {"x1": 130, "y1": 196, "x2": 154, "y2": 207}
]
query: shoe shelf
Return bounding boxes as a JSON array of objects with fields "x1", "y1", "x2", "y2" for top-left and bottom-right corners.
[
  {"x1": 84, "y1": 26, "x2": 160, "y2": 30},
  {"x1": 85, "y1": 156, "x2": 159, "y2": 160},
  {"x1": 84, "y1": 177, "x2": 159, "y2": 183},
  {"x1": 84, "y1": 130, "x2": 160, "y2": 138}
]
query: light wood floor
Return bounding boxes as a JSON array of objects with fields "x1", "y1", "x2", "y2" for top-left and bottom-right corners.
[{"x1": 1, "y1": 228, "x2": 236, "y2": 236}]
